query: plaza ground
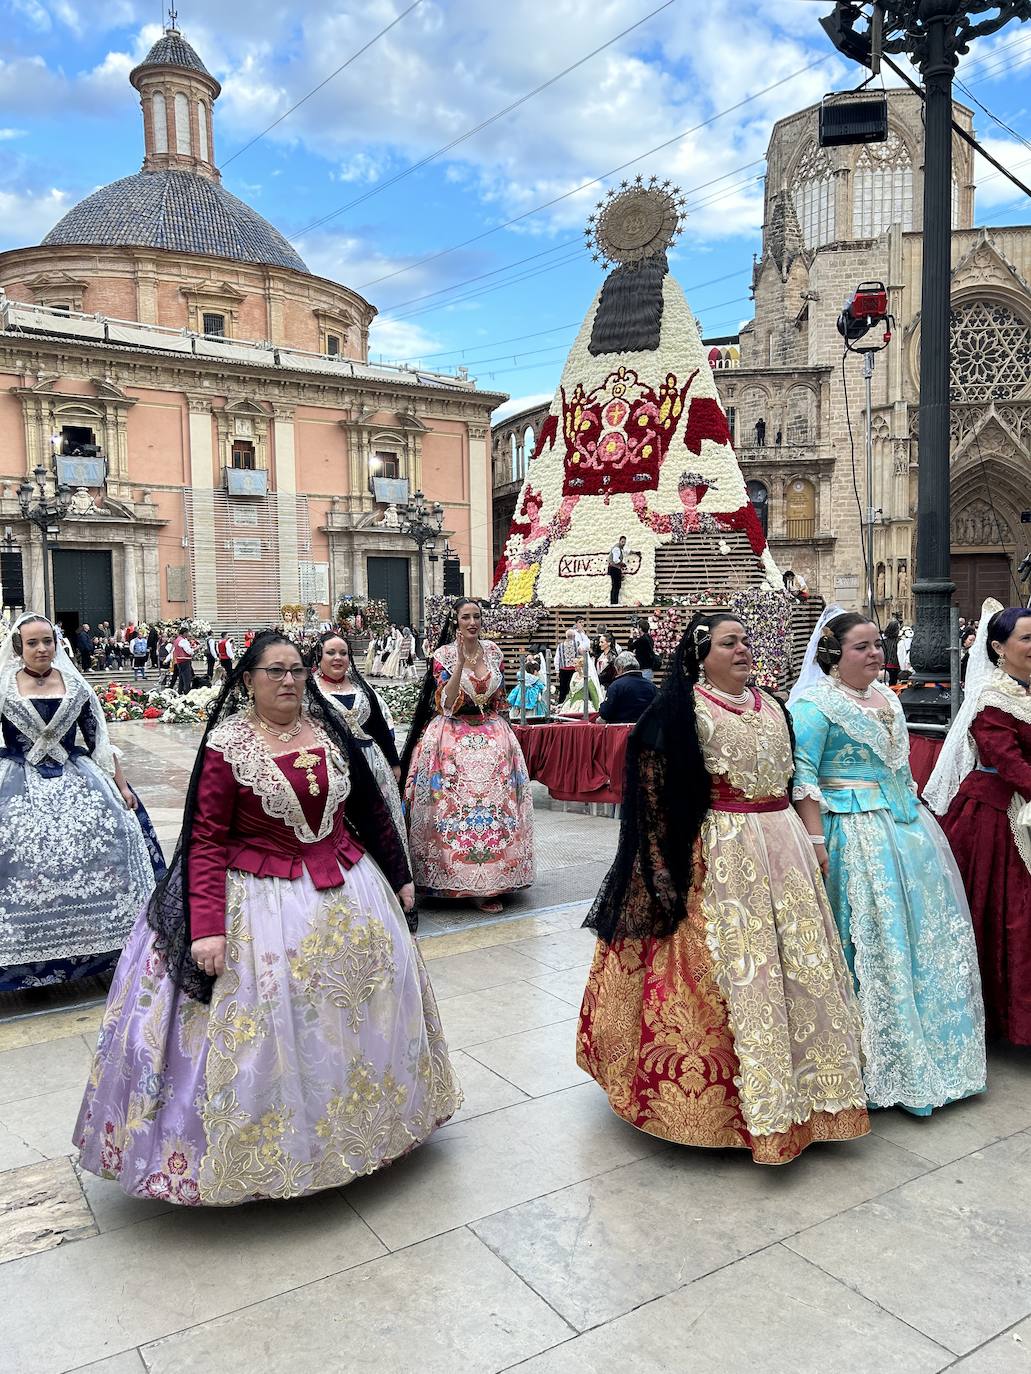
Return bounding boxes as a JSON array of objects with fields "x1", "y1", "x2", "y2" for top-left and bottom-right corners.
[{"x1": 0, "y1": 722, "x2": 1028, "y2": 1372}]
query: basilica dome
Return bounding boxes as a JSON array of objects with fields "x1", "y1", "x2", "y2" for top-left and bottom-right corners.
[
  {"x1": 43, "y1": 170, "x2": 309, "y2": 273},
  {"x1": 41, "y1": 25, "x2": 308, "y2": 275}
]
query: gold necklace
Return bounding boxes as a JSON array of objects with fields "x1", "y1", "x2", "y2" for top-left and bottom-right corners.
[
  {"x1": 293, "y1": 745, "x2": 321, "y2": 797},
  {"x1": 251, "y1": 707, "x2": 302, "y2": 743}
]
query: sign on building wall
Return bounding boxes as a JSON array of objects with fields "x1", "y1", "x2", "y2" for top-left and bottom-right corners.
[
  {"x1": 231, "y1": 504, "x2": 259, "y2": 526},
  {"x1": 834, "y1": 573, "x2": 860, "y2": 594},
  {"x1": 166, "y1": 565, "x2": 188, "y2": 602},
  {"x1": 233, "y1": 538, "x2": 263, "y2": 561},
  {"x1": 226, "y1": 468, "x2": 268, "y2": 497},
  {"x1": 299, "y1": 561, "x2": 330, "y2": 604}
]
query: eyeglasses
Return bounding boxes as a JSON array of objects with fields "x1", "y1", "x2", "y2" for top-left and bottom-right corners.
[{"x1": 253, "y1": 666, "x2": 309, "y2": 682}]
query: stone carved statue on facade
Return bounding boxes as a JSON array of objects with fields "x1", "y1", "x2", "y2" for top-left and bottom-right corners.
[
  {"x1": 67, "y1": 487, "x2": 96, "y2": 517},
  {"x1": 376, "y1": 503, "x2": 401, "y2": 529},
  {"x1": 952, "y1": 500, "x2": 1005, "y2": 547}
]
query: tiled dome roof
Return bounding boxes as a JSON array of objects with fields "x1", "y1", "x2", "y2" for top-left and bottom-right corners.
[
  {"x1": 130, "y1": 30, "x2": 218, "y2": 87},
  {"x1": 42, "y1": 170, "x2": 309, "y2": 273}
]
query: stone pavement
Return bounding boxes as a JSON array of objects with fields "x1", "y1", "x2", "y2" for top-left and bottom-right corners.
[{"x1": 0, "y1": 724, "x2": 1029, "y2": 1371}]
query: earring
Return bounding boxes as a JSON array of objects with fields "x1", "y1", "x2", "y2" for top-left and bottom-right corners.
[{"x1": 830, "y1": 664, "x2": 840, "y2": 679}]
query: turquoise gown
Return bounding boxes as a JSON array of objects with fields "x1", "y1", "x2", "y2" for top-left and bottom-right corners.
[{"x1": 790, "y1": 678, "x2": 986, "y2": 1115}]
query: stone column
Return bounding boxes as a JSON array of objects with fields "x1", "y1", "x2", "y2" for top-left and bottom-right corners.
[
  {"x1": 273, "y1": 406, "x2": 299, "y2": 608},
  {"x1": 187, "y1": 398, "x2": 219, "y2": 622},
  {"x1": 123, "y1": 542, "x2": 139, "y2": 625},
  {"x1": 467, "y1": 422, "x2": 490, "y2": 596}
]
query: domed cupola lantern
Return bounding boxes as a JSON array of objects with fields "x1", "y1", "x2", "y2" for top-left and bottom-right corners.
[{"x1": 129, "y1": 12, "x2": 221, "y2": 180}]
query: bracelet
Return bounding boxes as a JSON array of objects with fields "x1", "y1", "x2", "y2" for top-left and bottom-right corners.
[{"x1": 807, "y1": 834, "x2": 826, "y2": 845}]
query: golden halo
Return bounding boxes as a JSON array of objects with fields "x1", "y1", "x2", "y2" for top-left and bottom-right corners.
[{"x1": 585, "y1": 177, "x2": 687, "y2": 270}]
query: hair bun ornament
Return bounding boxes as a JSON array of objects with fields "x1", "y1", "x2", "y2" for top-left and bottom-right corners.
[{"x1": 816, "y1": 625, "x2": 843, "y2": 669}]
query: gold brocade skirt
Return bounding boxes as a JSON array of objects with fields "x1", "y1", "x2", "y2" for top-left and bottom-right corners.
[{"x1": 577, "y1": 810, "x2": 870, "y2": 1165}]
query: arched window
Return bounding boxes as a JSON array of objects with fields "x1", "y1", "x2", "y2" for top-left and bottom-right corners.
[
  {"x1": 852, "y1": 131, "x2": 913, "y2": 238},
  {"x1": 523, "y1": 425, "x2": 535, "y2": 479},
  {"x1": 785, "y1": 478, "x2": 816, "y2": 541},
  {"x1": 174, "y1": 92, "x2": 191, "y2": 155},
  {"x1": 746, "y1": 480, "x2": 769, "y2": 537},
  {"x1": 197, "y1": 100, "x2": 209, "y2": 162},
  {"x1": 510, "y1": 433, "x2": 519, "y2": 483},
  {"x1": 152, "y1": 92, "x2": 167, "y2": 154},
  {"x1": 792, "y1": 142, "x2": 836, "y2": 248},
  {"x1": 786, "y1": 387, "x2": 816, "y2": 446}
]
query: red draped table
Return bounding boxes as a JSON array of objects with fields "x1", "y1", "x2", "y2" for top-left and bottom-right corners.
[
  {"x1": 510, "y1": 721, "x2": 945, "y2": 806},
  {"x1": 510, "y1": 721, "x2": 631, "y2": 805}
]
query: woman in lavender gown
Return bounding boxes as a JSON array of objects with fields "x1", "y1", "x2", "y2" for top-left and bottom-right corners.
[{"x1": 75, "y1": 630, "x2": 460, "y2": 1206}]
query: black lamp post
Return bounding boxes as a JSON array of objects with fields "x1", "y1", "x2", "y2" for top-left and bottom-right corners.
[
  {"x1": 399, "y1": 489, "x2": 445, "y2": 637},
  {"x1": 821, "y1": 1, "x2": 1031, "y2": 726},
  {"x1": 17, "y1": 462, "x2": 73, "y2": 623}
]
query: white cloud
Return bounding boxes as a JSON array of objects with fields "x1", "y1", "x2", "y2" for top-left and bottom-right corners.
[
  {"x1": 0, "y1": 186, "x2": 71, "y2": 250},
  {"x1": 367, "y1": 316, "x2": 446, "y2": 363},
  {"x1": 0, "y1": 129, "x2": 26, "y2": 141},
  {"x1": 491, "y1": 392, "x2": 552, "y2": 424},
  {"x1": 972, "y1": 136, "x2": 1031, "y2": 211}
]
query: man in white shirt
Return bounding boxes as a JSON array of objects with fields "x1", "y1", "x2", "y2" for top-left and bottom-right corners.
[
  {"x1": 572, "y1": 618, "x2": 591, "y2": 654},
  {"x1": 608, "y1": 535, "x2": 627, "y2": 605}
]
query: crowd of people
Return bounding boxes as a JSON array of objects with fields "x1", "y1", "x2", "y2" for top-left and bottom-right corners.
[{"x1": 0, "y1": 589, "x2": 1028, "y2": 1202}]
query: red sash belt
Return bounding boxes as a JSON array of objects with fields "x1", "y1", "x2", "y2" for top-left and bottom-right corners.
[{"x1": 710, "y1": 781, "x2": 789, "y2": 814}]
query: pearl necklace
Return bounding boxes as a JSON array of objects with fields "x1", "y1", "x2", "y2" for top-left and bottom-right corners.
[
  {"x1": 834, "y1": 677, "x2": 875, "y2": 701},
  {"x1": 701, "y1": 681, "x2": 751, "y2": 706},
  {"x1": 251, "y1": 708, "x2": 303, "y2": 743}
]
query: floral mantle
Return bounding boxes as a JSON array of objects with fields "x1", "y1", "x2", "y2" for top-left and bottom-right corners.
[{"x1": 491, "y1": 273, "x2": 781, "y2": 610}]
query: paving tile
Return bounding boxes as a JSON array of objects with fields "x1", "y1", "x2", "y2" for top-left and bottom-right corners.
[
  {"x1": 473, "y1": 1130, "x2": 930, "y2": 1331},
  {"x1": 870, "y1": 1046, "x2": 1031, "y2": 1166},
  {"x1": 466, "y1": 1018, "x2": 584, "y2": 1097},
  {"x1": 787, "y1": 1131, "x2": 1031, "y2": 1356},
  {"x1": 0, "y1": 1086, "x2": 84, "y2": 1160},
  {"x1": 0, "y1": 1035, "x2": 93, "y2": 1107},
  {"x1": 140, "y1": 1228, "x2": 573, "y2": 1374},
  {"x1": 436, "y1": 981, "x2": 574, "y2": 1051},
  {"x1": 0, "y1": 1157, "x2": 96, "y2": 1265},
  {"x1": 523, "y1": 964, "x2": 590, "y2": 1008},
  {"x1": 952, "y1": 1318, "x2": 1031, "y2": 1372},
  {"x1": 417, "y1": 944, "x2": 547, "y2": 1001},
  {"x1": 346, "y1": 1082, "x2": 667, "y2": 1252},
  {"x1": 0, "y1": 1121, "x2": 43, "y2": 1174},
  {"x1": 0, "y1": 1189, "x2": 385, "y2": 1374},
  {"x1": 506, "y1": 1245, "x2": 951, "y2": 1373},
  {"x1": 418, "y1": 915, "x2": 566, "y2": 962},
  {"x1": 448, "y1": 1052, "x2": 529, "y2": 1125},
  {"x1": 0, "y1": 1004, "x2": 104, "y2": 1054},
  {"x1": 68, "y1": 1353, "x2": 146, "y2": 1374},
  {"x1": 506, "y1": 929, "x2": 597, "y2": 972},
  {"x1": 75, "y1": 1166, "x2": 173, "y2": 1234}
]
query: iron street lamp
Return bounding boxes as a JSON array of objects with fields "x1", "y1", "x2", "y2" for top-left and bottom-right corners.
[
  {"x1": 399, "y1": 489, "x2": 445, "y2": 637},
  {"x1": 821, "y1": 1, "x2": 1031, "y2": 726},
  {"x1": 17, "y1": 462, "x2": 73, "y2": 623}
]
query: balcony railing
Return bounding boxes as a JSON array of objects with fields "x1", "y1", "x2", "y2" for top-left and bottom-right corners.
[{"x1": 784, "y1": 517, "x2": 816, "y2": 541}]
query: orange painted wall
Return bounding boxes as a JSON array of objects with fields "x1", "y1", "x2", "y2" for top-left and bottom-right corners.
[
  {"x1": 0, "y1": 380, "x2": 26, "y2": 477},
  {"x1": 421, "y1": 427, "x2": 467, "y2": 504},
  {"x1": 294, "y1": 408, "x2": 348, "y2": 496},
  {"x1": 126, "y1": 390, "x2": 189, "y2": 487}
]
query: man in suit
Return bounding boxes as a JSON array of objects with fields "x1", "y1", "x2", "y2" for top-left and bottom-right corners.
[
  {"x1": 76, "y1": 624, "x2": 93, "y2": 672},
  {"x1": 599, "y1": 652, "x2": 656, "y2": 725}
]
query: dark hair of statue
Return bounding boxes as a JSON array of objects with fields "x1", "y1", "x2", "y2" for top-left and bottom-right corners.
[
  {"x1": 815, "y1": 612, "x2": 875, "y2": 673},
  {"x1": 11, "y1": 615, "x2": 53, "y2": 657},
  {"x1": 585, "y1": 613, "x2": 749, "y2": 944},
  {"x1": 145, "y1": 629, "x2": 392, "y2": 1002},
  {"x1": 400, "y1": 598, "x2": 483, "y2": 784},
  {"x1": 589, "y1": 251, "x2": 668, "y2": 356},
  {"x1": 986, "y1": 607, "x2": 1031, "y2": 665}
]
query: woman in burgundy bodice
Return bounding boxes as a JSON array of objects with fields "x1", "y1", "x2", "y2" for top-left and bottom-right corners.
[
  {"x1": 929, "y1": 605, "x2": 1031, "y2": 1045},
  {"x1": 75, "y1": 631, "x2": 461, "y2": 1206}
]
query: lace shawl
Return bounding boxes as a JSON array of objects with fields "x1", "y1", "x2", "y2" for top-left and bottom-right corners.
[{"x1": 205, "y1": 715, "x2": 351, "y2": 844}]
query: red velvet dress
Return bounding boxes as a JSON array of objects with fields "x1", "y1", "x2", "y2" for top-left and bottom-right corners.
[{"x1": 942, "y1": 702, "x2": 1031, "y2": 1044}]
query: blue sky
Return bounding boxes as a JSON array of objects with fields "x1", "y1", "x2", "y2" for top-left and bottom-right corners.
[{"x1": 2, "y1": 0, "x2": 1031, "y2": 418}]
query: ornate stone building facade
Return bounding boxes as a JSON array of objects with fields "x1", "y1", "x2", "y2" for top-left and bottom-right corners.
[
  {"x1": 0, "y1": 27, "x2": 503, "y2": 635},
  {"x1": 708, "y1": 89, "x2": 1031, "y2": 619},
  {"x1": 490, "y1": 399, "x2": 550, "y2": 577}
]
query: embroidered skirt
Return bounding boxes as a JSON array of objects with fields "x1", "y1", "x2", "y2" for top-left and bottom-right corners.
[{"x1": 74, "y1": 858, "x2": 461, "y2": 1204}]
